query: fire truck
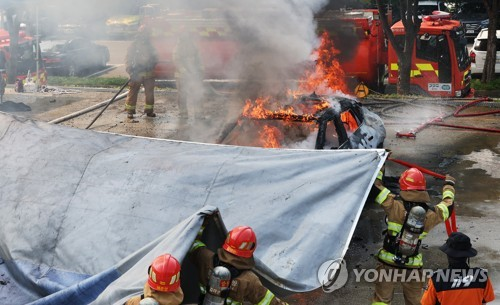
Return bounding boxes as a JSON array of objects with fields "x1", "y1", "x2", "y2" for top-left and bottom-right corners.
[
  {"x1": 387, "y1": 13, "x2": 472, "y2": 97},
  {"x1": 140, "y1": 6, "x2": 236, "y2": 79},
  {"x1": 0, "y1": 28, "x2": 47, "y2": 87},
  {"x1": 319, "y1": 9, "x2": 471, "y2": 97},
  {"x1": 141, "y1": 6, "x2": 471, "y2": 97},
  {"x1": 316, "y1": 9, "x2": 388, "y2": 92}
]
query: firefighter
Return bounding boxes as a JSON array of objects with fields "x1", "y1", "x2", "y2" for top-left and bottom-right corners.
[
  {"x1": 421, "y1": 232, "x2": 495, "y2": 305},
  {"x1": 124, "y1": 254, "x2": 183, "y2": 305},
  {"x1": 172, "y1": 30, "x2": 204, "y2": 120},
  {"x1": 125, "y1": 25, "x2": 158, "y2": 119},
  {"x1": 371, "y1": 167, "x2": 456, "y2": 305},
  {"x1": 189, "y1": 225, "x2": 289, "y2": 305}
]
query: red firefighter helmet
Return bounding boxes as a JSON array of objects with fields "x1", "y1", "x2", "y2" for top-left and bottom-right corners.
[
  {"x1": 222, "y1": 226, "x2": 257, "y2": 258},
  {"x1": 399, "y1": 168, "x2": 426, "y2": 191},
  {"x1": 147, "y1": 254, "x2": 181, "y2": 292}
]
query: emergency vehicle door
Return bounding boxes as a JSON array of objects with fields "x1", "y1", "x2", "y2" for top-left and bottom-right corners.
[{"x1": 437, "y1": 34, "x2": 452, "y2": 83}]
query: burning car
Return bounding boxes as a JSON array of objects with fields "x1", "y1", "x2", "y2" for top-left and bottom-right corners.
[{"x1": 221, "y1": 93, "x2": 386, "y2": 150}]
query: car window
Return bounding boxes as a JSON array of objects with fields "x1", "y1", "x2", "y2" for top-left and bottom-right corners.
[
  {"x1": 416, "y1": 34, "x2": 439, "y2": 62},
  {"x1": 418, "y1": 5, "x2": 439, "y2": 16},
  {"x1": 340, "y1": 110, "x2": 359, "y2": 133},
  {"x1": 474, "y1": 39, "x2": 487, "y2": 51},
  {"x1": 68, "y1": 39, "x2": 89, "y2": 50},
  {"x1": 457, "y1": 3, "x2": 487, "y2": 16},
  {"x1": 474, "y1": 38, "x2": 500, "y2": 52}
]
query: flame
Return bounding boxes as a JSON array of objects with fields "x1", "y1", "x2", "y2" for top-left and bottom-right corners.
[
  {"x1": 236, "y1": 32, "x2": 347, "y2": 148},
  {"x1": 243, "y1": 98, "x2": 317, "y2": 122},
  {"x1": 298, "y1": 31, "x2": 348, "y2": 94},
  {"x1": 259, "y1": 125, "x2": 283, "y2": 148}
]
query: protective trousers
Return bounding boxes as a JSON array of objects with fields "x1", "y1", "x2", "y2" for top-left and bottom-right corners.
[
  {"x1": 125, "y1": 77, "x2": 155, "y2": 114},
  {"x1": 372, "y1": 262, "x2": 424, "y2": 305},
  {"x1": 176, "y1": 77, "x2": 189, "y2": 118}
]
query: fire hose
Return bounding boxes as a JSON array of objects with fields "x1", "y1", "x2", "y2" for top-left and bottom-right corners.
[
  {"x1": 388, "y1": 158, "x2": 457, "y2": 236},
  {"x1": 86, "y1": 79, "x2": 130, "y2": 129},
  {"x1": 396, "y1": 97, "x2": 500, "y2": 138}
]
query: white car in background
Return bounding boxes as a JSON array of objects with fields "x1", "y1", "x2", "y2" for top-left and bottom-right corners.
[{"x1": 470, "y1": 28, "x2": 500, "y2": 75}]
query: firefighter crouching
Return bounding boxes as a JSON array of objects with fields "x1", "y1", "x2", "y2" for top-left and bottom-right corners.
[
  {"x1": 124, "y1": 254, "x2": 183, "y2": 305},
  {"x1": 189, "y1": 225, "x2": 289, "y2": 305},
  {"x1": 371, "y1": 167, "x2": 456, "y2": 305},
  {"x1": 421, "y1": 232, "x2": 495, "y2": 305}
]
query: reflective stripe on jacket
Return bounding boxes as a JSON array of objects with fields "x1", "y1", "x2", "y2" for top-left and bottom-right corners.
[
  {"x1": 188, "y1": 241, "x2": 288, "y2": 305},
  {"x1": 421, "y1": 268, "x2": 495, "y2": 305},
  {"x1": 374, "y1": 176, "x2": 455, "y2": 268}
]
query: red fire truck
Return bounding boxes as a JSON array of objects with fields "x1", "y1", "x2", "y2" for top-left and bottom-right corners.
[
  {"x1": 0, "y1": 28, "x2": 47, "y2": 86},
  {"x1": 320, "y1": 9, "x2": 471, "y2": 97},
  {"x1": 140, "y1": 6, "x2": 471, "y2": 97},
  {"x1": 387, "y1": 13, "x2": 472, "y2": 97},
  {"x1": 140, "y1": 6, "x2": 237, "y2": 79},
  {"x1": 316, "y1": 9, "x2": 388, "y2": 92}
]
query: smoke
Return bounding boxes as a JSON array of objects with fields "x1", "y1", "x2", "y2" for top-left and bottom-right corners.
[
  {"x1": 221, "y1": 0, "x2": 327, "y2": 97},
  {"x1": 160, "y1": 0, "x2": 330, "y2": 141},
  {"x1": 160, "y1": 0, "x2": 329, "y2": 97},
  {"x1": 7, "y1": 0, "x2": 332, "y2": 143}
]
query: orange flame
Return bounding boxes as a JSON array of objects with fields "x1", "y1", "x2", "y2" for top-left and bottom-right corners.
[
  {"x1": 259, "y1": 125, "x2": 283, "y2": 148},
  {"x1": 238, "y1": 32, "x2": 347, "y2": 148},
  {"x1": 298, "y1": 31, "x2": 348, "y2": 94}
]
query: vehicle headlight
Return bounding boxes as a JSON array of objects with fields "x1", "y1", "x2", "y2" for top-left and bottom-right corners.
[{"x1": 455, "y1": 90, "x2": 462, "y2": 97}]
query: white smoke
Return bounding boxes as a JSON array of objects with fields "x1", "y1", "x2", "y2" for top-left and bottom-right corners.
[
  {"x1": 160, "y1": 0, "x2": 330, "y2": 141},
  {"x1": 161, "y1": 0, "x2": 329, "y2": 96}
]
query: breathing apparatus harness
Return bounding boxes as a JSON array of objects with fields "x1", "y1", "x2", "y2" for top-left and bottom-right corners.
[
  {"x1": 383, "y1": 198, "x2": 430, "y2": 266},
  {"x1": 199, "y1": 254, "x2": 242, "y2": 305}
]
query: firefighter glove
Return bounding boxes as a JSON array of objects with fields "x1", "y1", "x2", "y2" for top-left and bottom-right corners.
[{"x1": 444, "y1": 174, "x2": 455, "y2": 186}]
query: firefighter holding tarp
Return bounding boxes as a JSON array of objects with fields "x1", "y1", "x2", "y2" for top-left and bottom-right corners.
[
  {"x1": 371, "y1": 167, "x2": 456, "y2": 305},
  {"x1": 189, "y1": 225, "x2": 289, "y2": 305},
  {"x1": 124, "y1": 254, "x2": 183, "y2": 305}
]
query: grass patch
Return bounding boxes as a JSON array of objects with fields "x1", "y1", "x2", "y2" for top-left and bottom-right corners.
[
  {"x1": 47, "y1": 76, "x2": 129, "y2": 88},
  {"x1": 471, "y1": 78, "x2": 500, "y2": 91},
  {"x1": 46, "y1": 76, "x2": 500, "y2": 92}
]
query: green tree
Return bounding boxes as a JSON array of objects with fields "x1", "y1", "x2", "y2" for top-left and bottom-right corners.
[
  {"x1": 376, "y1": 0, "x2": 421, "y2": 95},
  {"x1": 482, "y1": 0, "x2": 499, "y2": 83}
]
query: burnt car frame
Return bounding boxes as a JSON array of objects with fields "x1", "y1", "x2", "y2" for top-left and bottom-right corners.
[
  {"x1": 41, "y1": 38, "x2": 110, "y2": 76},
  {"x1": 221, "y1": 93, "x2": 386, "y2": 150}
]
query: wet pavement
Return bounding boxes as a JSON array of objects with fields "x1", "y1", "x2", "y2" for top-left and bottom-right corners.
[
  {"x1": 284, "y1": 97, "x2": 500, "y2": 304},
  {"x1": 1, "y1": 87, "x2": 499, "y2": 304}
]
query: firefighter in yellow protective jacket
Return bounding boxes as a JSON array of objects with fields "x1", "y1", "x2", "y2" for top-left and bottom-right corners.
[
  {"x1": 125, "y1": 25, "x2": 158, "y2": 119},
  {"x1": 371, "y1": 167, "x2": 456, "y2": 305},
  {"x1": 189, "y1": 225, "x2": 289, "y2": 305},
  {"x1": 124, "y1": 254, "x2": 183, "y2": 305}
]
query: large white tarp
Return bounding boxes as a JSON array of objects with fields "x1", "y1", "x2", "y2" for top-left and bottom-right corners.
[{"x1": 0, "y1": 112, "x2": 387, "y2": 304}]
